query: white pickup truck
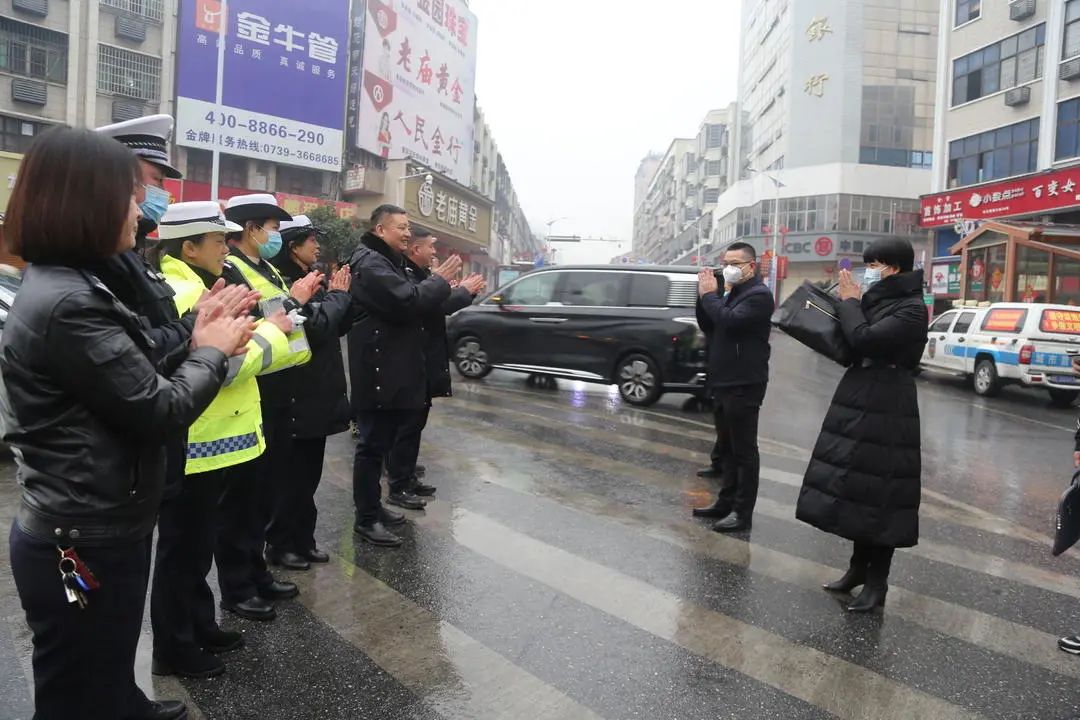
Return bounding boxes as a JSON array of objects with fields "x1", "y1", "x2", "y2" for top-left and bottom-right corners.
[{"x1": 920, "y1": 303, "x2": 1080, "y2": 407}]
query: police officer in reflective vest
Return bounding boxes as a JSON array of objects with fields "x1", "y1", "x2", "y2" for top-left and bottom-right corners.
[
  {"x1": 215, "y1": 194, "x2": 320, "y2": 620},
  {"x1": 148, "y1": 202, "x2": 297, "y2": 675}
]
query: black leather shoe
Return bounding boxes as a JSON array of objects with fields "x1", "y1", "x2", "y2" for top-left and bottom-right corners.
[
  {"x1": 378, "y1": 507, "x2": 406, "y2": 527},
  {"x1": 195, "y1": 626, "x2": 244, "y2": 654},
  {"x1": 692, "y1": 501, "x2": 732, "y2": 519},
  {"x1": 134, "y1": 700, "x2": 188, "y2": 720},
  {"x1": 387, "y1": 491, "x2": 427, "y2": 510},
  {"x1": 412, "y1": 478, "x2": 437, "y2": 496},
  {"x1": 823, "y1": 568, "x2": 867, "y2": 594},
  {"x1": 696, "y1": 467, "x2": 723, "y2": 479},
  {"x1": 354, "y1": 521, "x2": 404, "y2": 547},
  {"x1": 711, "y1": 512, "x2": 751, "y2": 533},
  {"x1": 415, "y1": 464, "x2": 426, "y2": 477},
  {"x1": 258, "y1": 580, "x2": 299, "y2": 600},
  {"x1": 847, "y1": 585, "x2": 887, "y2": 612},
  {"x1": 151, "y1": 646, "x2": 225, "y2": 679},
  {"x1": 266, "y1": 549, "x2": 311, "y2": 571},
  {"x1": 221, "y1": 596, "x2": 276, "y2": 621},
  {"x1": 304, "y1": 548, "x2": 330, "y2": 563}
]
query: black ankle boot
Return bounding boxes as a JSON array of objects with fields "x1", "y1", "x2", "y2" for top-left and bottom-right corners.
[
  {"x1": 823, "y1": 567, "x2": 867, "y2": 593},
  {"x1": 847, "y1": 584, "x2": 887, "y2": 612}
]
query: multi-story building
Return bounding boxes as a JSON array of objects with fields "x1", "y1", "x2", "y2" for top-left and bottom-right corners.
[
  {"x1": 633, "y1": 107, "x2": 737, "y2": 265},
  {"x1": 635, "y1": 137, "x2": 694, "y2": 264},
  {"x1": 705, "y1": 0, "x2": 938, "y2": 296},
  {"x1": 918, "y1": 0, "x2": 1080, "y2": 307}
]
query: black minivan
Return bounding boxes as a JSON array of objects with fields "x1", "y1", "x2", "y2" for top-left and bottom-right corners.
[{"x1": 446, "y1": 265, "x2": 707, "y2": 406}]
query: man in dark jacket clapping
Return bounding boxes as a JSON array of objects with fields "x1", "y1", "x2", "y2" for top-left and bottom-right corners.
[
  {"x1": 384, "y1": 229, "x2": 485, "y2": 497},
  {"x1": 347, "y1": 205, "x2": 461, "y2": 547},
  {"x1": 691, "y1": 242, "x2": 775, "y2": 532}
]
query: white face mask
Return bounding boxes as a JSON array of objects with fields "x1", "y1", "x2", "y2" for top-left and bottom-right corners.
[{"x1": 722, "y1": 265, "x2": 744, "y2": 284}]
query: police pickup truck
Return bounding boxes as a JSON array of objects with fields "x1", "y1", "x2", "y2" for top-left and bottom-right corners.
[{"x1": 920, "y1": 303, "x2": 1080, "y2": 407}]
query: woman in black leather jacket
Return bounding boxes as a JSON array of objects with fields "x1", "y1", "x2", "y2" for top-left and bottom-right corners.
[{"x1": 1, "y1": 127, "x2": 251, "y2": 720}]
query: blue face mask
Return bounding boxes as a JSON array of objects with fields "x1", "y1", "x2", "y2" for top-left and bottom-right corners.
[
  {"x1": 258, "y1": 229, "x2": 283, "y2": 260},
  {"x1": 863, "y1": 267, "x2": 883, "y2": 288},
  {"x1": 138, "y1": 185, "x2": 170, "y2": 226}
]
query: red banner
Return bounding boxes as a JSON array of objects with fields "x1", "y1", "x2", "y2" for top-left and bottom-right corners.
[{"x1": 920, "y1": 166, "x2": 1080, "y2": 228}]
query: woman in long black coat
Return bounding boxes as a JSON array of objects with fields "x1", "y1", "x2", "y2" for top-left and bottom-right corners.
[{"x1": 795, "y1": 237, "x2": 929, "y2": 613}]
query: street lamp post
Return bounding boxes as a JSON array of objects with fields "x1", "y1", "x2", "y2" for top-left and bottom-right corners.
[
  {"x1": 748, "y1": 167, "x2": 785, "y2": 302},
  {"x1": 210, "y1": 0, "x2": 228, "y2": 201}
]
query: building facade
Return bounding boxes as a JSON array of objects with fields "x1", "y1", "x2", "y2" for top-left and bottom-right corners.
[{"x1": 703, "y1": 0, "x2": 938, "y2": 296}]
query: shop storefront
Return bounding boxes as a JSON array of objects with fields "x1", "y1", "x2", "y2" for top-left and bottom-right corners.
[
  {"x1": 948, "y1": 221, "x2": 1080, "y2": 306},
  {"x1": 401, "y1": 172, "x2": 495, "y2": 285},
  {"x1": 0, "y1": 151, "x2": 23, "y2": 268}
]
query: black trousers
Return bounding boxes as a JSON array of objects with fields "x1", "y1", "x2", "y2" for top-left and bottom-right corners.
[
  {"x1": 214, "y1": 456, "x2": 272, "y2": 604},
  {"x1": 385, "y1": 404, "x2": 430, "y2": 492},
  {"x1": 710, "y1": 383, "x2": 767, "y2": 516},
  {"x1": 9, "y1": 523, "x2": 154, "y2": 720},
  {"x1": 151, "y1": 468, "x2": 226, "y2": 657},
  {"x1": 267, "y1": 436, "x2": 327, "y2": 553},
  {"x1": 851, "y1": 542, "x2": 896, "y2": 587},
  {"x1": 353, "y1": 409, "x2": 421, "y2": 524}
]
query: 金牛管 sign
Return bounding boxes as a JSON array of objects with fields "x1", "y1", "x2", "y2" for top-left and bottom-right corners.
[{"x1": 175, "y1": 0, "x2": 349, "y2": 172}]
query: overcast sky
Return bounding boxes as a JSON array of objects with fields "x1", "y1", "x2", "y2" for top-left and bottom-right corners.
[{"x1": 468, "y1": 0, "x2": 741, "y2": 257}]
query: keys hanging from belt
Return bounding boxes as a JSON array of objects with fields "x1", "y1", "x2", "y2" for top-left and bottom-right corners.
[{"x1": 57, "y1": 546, "x2": 100, "y2": 610}]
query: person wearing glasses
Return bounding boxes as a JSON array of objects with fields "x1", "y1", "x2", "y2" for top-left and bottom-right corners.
[{"x1": 691, "y1": 243, "x2": 775, "y2": 533}]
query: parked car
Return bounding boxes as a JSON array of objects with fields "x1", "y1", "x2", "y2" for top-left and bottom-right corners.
[
  {"x1": 920, "y1": 302, "x2": 1080, "y2": 407},
  {"x1": 446, "y1": 265, "x2": 708, "y2": 406}
]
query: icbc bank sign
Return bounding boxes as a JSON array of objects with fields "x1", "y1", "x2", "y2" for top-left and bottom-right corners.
[{"x1": 920, "y1": 166, "x2": 1080, "y2": 228}]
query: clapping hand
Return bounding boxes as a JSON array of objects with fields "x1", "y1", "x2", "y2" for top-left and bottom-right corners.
[
  {"x1": 434, "y1": 255, "x2": 463, "y2": 282},
  {"x1": 329, "y1": 264, "x2": 351, "y2": 292},
  {"x1": 191, "y1": 301, "x2": 255, "y2": 357},
  {"x1": 838, "y1": 269, "x2": 862, "y2": 301},
  {"x1": 698, "y1": 269, "x2": 719, "y2": 297},
  {"x1": 461, "y1": 273, "x2": 486, "y2": 296},
  {"x1": 290, "y1": 271, "x2": 324, "y2": 305}
]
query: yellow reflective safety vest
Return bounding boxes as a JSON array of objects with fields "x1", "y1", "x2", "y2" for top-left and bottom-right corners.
[
  {"x1": 229, "y1": 252, "x2": 312, "y2": 372},
  {"x1": 160, "y1": 256, "x2": 292, "y2": 474}
]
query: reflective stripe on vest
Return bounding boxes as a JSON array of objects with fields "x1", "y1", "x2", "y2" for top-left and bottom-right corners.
[{"x1": 186, "y1": 432, "x2": 260, "y2": 461}]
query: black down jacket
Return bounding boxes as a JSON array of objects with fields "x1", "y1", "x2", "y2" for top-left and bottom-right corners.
[
  {"x1": 347, "y1": 233, "x2": 451, "y2": 411},
  {"x1": 0, "y1": 265, "x2": 227, "y2": 546},
  {"x1": 404, "y1": 256, "x2": 476, "y2": 399},
  {"x1": 795, "y1": 270, "x2": 929, "y2": 548},
  {"x1": 274, "y1": 255, "x2": 356, "y2": 438}
]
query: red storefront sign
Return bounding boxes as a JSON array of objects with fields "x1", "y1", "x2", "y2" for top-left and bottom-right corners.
[{"x1": 920, "y1": 166, "x2": 1080, "y2": 228}]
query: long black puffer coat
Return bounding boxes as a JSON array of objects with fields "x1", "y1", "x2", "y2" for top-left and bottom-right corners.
[{"x1": 795, "y1": 270, "x2": 928, "y2": 548}]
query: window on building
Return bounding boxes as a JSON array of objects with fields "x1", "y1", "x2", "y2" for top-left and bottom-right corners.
[
  {"x1": 0, "y1": 115, "x2": 50, "y2": 153},
  {"x1": 1055, "y1": 255, "x2": 1080, "y2": 305},
  {"x1": 706, "y1": 160, "x2": 723, "y2": 176},
  {"x1": 97, "y1": 44, "x2": 161, "y2": 101},
  {"x1": 1014, "y1": 245, "x2": 1050, "y2": 302},
  {"x1": 99, "y1": 0, "x2": 165, "y2": 22},
  {"x1": 220, "y1": 155, "x2": 246, "y2": 189},
  {"x1": 1066, "y1": 0, "x2": 1080, "y2": 60},
  {"x1": 706, "y1": 124, "x2": 725, "y2": 149},
  {"x1": 703, "y1": 188, "x2": 720, "y2": 204},
  {"x1": 1056, "y1": 98, "x2": 1080, "y2": 161},
  {"x1": 186, "y1": 149, "x2": 212, "y2": 183},
  {"x1": 951, "y1": 24, "x2": 1045, "y2": 106},
  {"x1": 276, "y1": 166, "x2": 322, "y2": 196},
  {"x1": 947, "y1": 118, "x2": 1039, "y2": 187},
  {"x1": 0, "y1": 17, "x2": 68, "y2": 83},
  {"x1": 955, "y1": 0, "x2": 980, "y2": 27}
]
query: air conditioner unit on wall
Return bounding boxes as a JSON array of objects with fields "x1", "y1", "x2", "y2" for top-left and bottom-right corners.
[
  {"x1": 11, "y1": 79, "x2": 46, "y2": 106},
  {"x1": 1005, "y1": 86, "x2": 1031, "y2": 106},
  {"x1": 1062, "y1": 57, "x2": 1080, "y2": 81},
  {"x1": 112, "y1": 100, "x2": 144, "y2": 122},
  {"x1": 12, "y1": 0, "x2": 47, "y2": 17},
  {"x1": 1010, "y1": 0, "x2": 1036, "y2": 21}
]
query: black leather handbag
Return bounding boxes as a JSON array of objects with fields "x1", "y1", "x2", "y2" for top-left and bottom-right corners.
[
  {"x1": 1052, "y1": 470, "x2": 1080, "y2": 556},
  {"x1": 772, "y1": 281, "x2": 853, "y2": 367}
]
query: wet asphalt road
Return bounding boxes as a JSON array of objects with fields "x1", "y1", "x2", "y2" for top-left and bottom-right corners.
[{"x1": 2, "y1": 333, "x2": 1080, "y2": 719}]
